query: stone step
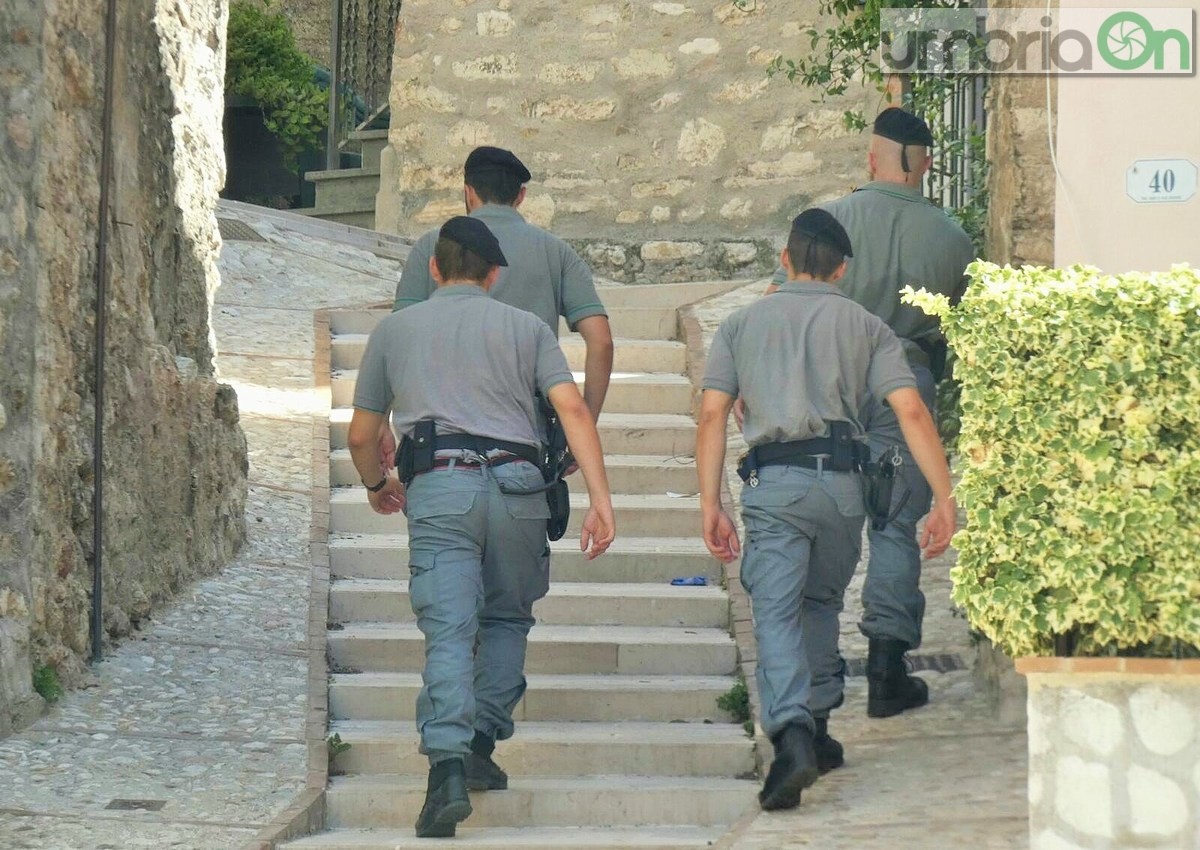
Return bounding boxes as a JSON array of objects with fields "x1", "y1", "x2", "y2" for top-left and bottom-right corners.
[
  {"x1": 326, "y1": 307, "x2": 680, "y2": 341},
  {"x1": 324, "y1": 775, "x2": 758, "y2": 829},
  {"x1": 589, "y1": 280, "x2": 745, "y2": 309},
  {"x1": 295, "y1": 207, "x2": 376, "y2": 230},
  {"x1": 330, "y1": 450, "x2": 698, "y2": 493},
  {"x1": 283, "y1": 825, "x2": 726, "y2": 850},
  {"x1": 327, "y1": 624, "x2": 738, "y2": 676},
  {"x1": 329, "y1": 534, "x2": 720, "y2": 583},
  {"x1": 330, "y1": 370, "x2": 693, "y2": 415},
  {"x1": 330, "y1": 579, "x2": 728, "y2": 628},
  {"x1": 348, "y1": 128, "x2": 389, "y2": 171},
  {"x1": 305, "y1": 166, "x2": 382, "y2": 212},
  {"x1": 329, "y1": 720, "x2": 755, "y2": 778},
  {"x1": 330, "y1": 409, "x2": 697, "y2": 457},
  {"x1": 329, "y1": 490, "x2": 703, "y2": 538},
  {"x1": 329, "y1": 672, "x2": 737, "y2": 723},
  {"x1": 331, "y1": 334, "x2": 687, "y2": 375}
]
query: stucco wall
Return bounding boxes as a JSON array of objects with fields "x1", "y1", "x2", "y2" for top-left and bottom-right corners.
[
  {"x1": 0, "y1": 0, "x2": 247, "y2": 733},
  {"x1": 376, "y1": 0, "x2": 873, "y2": 282}
]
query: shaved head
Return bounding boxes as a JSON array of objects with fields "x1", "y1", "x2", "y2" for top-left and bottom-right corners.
[{"x1": 868, "y1": 135, "x2": 930, "y2": 187}]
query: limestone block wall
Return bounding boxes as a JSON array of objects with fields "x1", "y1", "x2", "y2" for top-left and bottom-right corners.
[
  {"x1": 1026, "y1": 672, "x2": 1200, "y2": 849},
  {"x1": 376, "y1": 0, "x2": 873, "y2": 283},
  {"x1": 0, "y1": 0, "x2": 247, "y2": 733}
]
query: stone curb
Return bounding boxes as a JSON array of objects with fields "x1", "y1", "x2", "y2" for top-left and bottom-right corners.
[
  {"x1": 246, "y1": 310, "x2": 335, "y2": 850},
  {"x1": 678, "y1": 294, "x2": 768, "y2": 784}
]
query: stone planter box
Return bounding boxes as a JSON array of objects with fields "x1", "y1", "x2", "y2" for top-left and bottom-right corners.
[{"x1": 1017, "y1": 657, "x2": 1200, "y2": 850}]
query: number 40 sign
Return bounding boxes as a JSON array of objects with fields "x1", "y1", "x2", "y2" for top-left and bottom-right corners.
[{"x1": 1126, "y1": 159, "x2": 1198, "y2": 204}]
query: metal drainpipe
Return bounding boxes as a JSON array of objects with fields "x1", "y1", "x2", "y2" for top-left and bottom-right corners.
[{"x1": 92, "y1": 0, "x2": 120, "y2": 663}]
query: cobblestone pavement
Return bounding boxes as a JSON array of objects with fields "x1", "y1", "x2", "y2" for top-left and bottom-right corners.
[
  {"x1": 0, "y1": 207, "x2": 400, "y2": 849},
  {"x1": 694, "y1": 283, "x2": 1029, "y2": 850}
]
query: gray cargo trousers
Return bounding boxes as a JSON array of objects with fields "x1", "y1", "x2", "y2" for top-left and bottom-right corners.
[
  {"x1": 740, "y1": 464, "x2": 866, "y2": 739},
  {"x1": 404, "y1": 458, "x2": 550, "y2": 765},
  {"x1": 859, "y1": 364, "x2": 937, "y2": 649}
]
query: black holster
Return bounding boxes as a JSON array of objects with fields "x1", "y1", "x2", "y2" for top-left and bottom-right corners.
[
  {"x1": 538, "y1": 394, "x2": 571, "y2": 541},
  {"x1": 396, "y1": 419, "x2": 436, "y2": 486},
  {"x1": 860, "y1": 445, "x2": 904, "y2": 531}
]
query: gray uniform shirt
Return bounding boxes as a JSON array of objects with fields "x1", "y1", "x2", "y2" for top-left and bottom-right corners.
[
  {"x1": 354, "y1": 285, "x2": 574, "y2": 449},
  {"x1": 703, "y1": 282, "x2": 916, "y2": 448},
  {"x1": 394, "y1": 204, "x2": 607, "y2": 336},
  {"x1": 773, "y1": 182, "x2": 975, "y2": 364}
]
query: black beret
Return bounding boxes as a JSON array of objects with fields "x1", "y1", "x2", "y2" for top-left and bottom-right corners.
[
  {"x1": 463, "y1": 146, "x2": 532, "y2": 183},
  {"x1": 873, "y1": 107, "x2": 934, "y2": 147},
  {"x1": 791, "y1": 209, "x2": 854, "y2": 258},
  {"x1": 438, "y1": 216, "x2": 508, "y2": 267}
]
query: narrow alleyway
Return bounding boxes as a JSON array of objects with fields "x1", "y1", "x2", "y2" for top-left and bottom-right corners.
[{"x1": 0, "y1": 208, "x2": 1027, "y2": 849}]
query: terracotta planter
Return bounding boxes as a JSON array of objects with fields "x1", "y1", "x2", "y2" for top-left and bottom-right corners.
[{"x1": 1016, "y1": 657, "x2": 1200, "y2": 850}]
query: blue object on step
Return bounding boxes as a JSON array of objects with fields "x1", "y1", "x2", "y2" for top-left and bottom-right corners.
[{"x1": 670, "y1": 576, "x2": 708, "y2": 586}]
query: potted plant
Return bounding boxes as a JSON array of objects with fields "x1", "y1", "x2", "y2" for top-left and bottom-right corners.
[{"x1": 905, "y1": 263, "x2": 1200, "y2": 850}]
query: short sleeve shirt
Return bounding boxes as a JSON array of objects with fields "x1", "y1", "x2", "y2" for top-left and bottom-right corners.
[
  {"x1": 702, "y1": 282, "x2": 916, "y2": 447},
  {"x1": 772, "y1": 182, "x2": 975, "y2": 359},
  {"x1": 354, "y1": 284, "x2": 574, "y2": 448},
  {"x1": 394, "y1": 204, "x2": 607, "y2": 336}
]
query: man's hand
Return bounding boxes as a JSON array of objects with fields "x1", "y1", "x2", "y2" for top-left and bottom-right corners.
[
  {"x1": 367, "y1": 477, "x2": 406, "y2": 515},
  {"x1": 919, "y1": 496, "x2": 957, "y2": 559},
  {"x1": 580, "y1": 501, "x2": 616, "y2": 560},
  {"x1": 703, "y1": 507, "x2": 741, "y2": 563},
  {"x1": 378, "y1": 423, "x2": 397, "y2": 475}
]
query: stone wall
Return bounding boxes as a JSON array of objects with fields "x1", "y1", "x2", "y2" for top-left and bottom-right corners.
[
  {"x1": 1026, "y1": 671, "x2": 1200, "y2": 849},
  {"x1": 376, "y1": 0, "x2": 873, "y2": 282},
  {"x1": 0, "y1": 0, "x2": 247, "y2": 734},
  {"x1": 984, "y1": 0, "x2": 1057, "y2": 267}
]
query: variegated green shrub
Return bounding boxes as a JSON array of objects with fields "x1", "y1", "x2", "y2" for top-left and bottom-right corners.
[{"x1": 904, "y1": 263, "x2": 1200, "y2": 658}]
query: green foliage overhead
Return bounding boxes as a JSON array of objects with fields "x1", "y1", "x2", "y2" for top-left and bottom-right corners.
[
  {"x1": 226, "y1": 1, "x2": 326, "y2": 168},
  {"x1": 905, "y1": 264, "x2": 1200, "y2": 658}
]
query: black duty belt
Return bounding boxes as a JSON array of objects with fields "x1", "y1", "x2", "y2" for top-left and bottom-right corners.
[
  {"x1": 435, "y1": 435, "x2": 541, "y2": 468},
  {"x1": 737, "y1": 425, "x2": 868, "y2": 486}
]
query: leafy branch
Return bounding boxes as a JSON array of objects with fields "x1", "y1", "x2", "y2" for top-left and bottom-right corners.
[{"x1": 226, "y1": 1, "x2": 327, "y2": 169}]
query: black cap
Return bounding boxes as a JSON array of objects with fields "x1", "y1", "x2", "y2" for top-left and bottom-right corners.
[
  {"x1": 438, "y1": 216, "x2": 508, "y2": 267},
  {"x1": 463, "y1": 146, "x2": 532, "y2": 183},
  {"x1": 791, "y1": 209, "x2": 853, "y2": 258},
  {"x1": 872, "y1": 107, "x2": 933, "y2": 147}
]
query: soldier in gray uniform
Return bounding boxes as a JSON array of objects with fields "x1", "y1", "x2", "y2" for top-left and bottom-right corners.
[
  {"x1": 764, "y1": 108, "x2": 975, "y2": 718},
  {"x1": 394, "y1": 145, "x2": 613, "y2": 420},
  {"x1": 348, "y1": 216, "x2": 616, "y2": 837},
  {"x1": 698, "y1": 210, "x2": 956, "y2": 811}
]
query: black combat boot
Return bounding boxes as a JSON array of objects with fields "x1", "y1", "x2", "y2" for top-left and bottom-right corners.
[
  {"x1": 866, "y1": 638, "x2": 929, "y2": 718},
  {"x1": 758, "y1": 722, "x2": 819, "y2": 811},
  {"x1": 813, "y1": 718, "x2": 844, "y2": 773},
  {"x1": 465, "y1": 730, "x2": 508, "y2": 791},
  {"x1": 415, "y1": 758, "x2": 472, "y2": 838}
]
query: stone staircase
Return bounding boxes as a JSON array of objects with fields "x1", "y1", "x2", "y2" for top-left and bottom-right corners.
[
  {"x1": 285, "y1": 281, "x2": 758, "y2": 849},
  {"x1": 299, "y1": 129, "x2": 389, "y2": 230}
]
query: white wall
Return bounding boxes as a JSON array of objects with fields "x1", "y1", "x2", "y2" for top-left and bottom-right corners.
[{"x1": 1054, "y1": 0, "x2": 1200, "y2": 272}]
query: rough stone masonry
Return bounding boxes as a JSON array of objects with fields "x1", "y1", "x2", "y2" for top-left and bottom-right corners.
[
  {"x1": 0, "y1": 0, "x2": 247, "y2": 734},
  {"x1": 376, "y1": 0, "x2": 873, "y2": 283}
]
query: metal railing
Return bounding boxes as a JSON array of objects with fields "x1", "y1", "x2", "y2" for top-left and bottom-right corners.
[{"x1": 326, "y1": 0, "x2": 403, "y2": 170}]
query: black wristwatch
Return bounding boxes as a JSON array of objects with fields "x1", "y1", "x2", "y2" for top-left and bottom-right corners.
[{"x1": 363, "y1": 477, "x2": 387, "y2": 493}]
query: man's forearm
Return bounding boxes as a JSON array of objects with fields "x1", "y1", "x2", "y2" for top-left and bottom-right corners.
[
  {"x1": 696, "y1": 399, "x2": 731, "y2": 510},
  {"x1": 896, "y1": 407, "x2": 953, "y2": 503},
  {"x1": 553, "y1": 389, "x2": 611, "y2": 504},
  {"x1": 576, "y1": 318, "x2": 614, "y2": 421}
]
